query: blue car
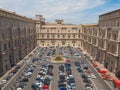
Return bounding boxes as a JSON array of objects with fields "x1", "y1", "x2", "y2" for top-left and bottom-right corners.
[
  {"x1": 77, "y1": 68, "x2": 83, "y2": 73},
  {"x1": 59, "y1": 87, "x2": 67, "y2": 90},
  {"x1": 31, "y1": 84, "x2": 41, "y2": 90}
]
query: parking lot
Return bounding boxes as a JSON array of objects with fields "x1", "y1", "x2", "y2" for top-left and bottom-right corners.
[{"x1": 0, "y1": 46, "x2": 113, "y2": 90}]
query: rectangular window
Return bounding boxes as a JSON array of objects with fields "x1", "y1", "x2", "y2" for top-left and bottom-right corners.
[
  {"x1": 52, "y1": 34, "x2": 54, "y2": 38},
  {"x1": 4, "y1": 43, "x2": 7, "y2": 50},
  {"x1": 2, "y1": 33, "x2": 5, "y2": 39},
  {"x1": 42, "y1": 34, "x2": 44, "y2": 38},
  {"x1": 68, "y1": 35, "x2": 70, "y2": 38},
  {"x1": 63, "y1": 34, "x2": 65, "y2": 38},
  {"x1": 47, "y1": 34, "x2": 49, "y2": 38},
  {"x1": 58, "y1": 34, "x2": 59, "y2": 38}
]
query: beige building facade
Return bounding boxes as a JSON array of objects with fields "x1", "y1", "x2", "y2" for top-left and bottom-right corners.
[
  {"x1": 99, "y1": 9, "x2": 120, "y2": 78},
  {"x1": 81, "y1": 24, "x2": 99, "y2": 59},
  {"x1": 81, "y1": 9, "x2": 120, "y2": 79},
  {"x1": 0, "y1": 9, "x2": 36, "y2": 76},
  {"x1": 35, "y1": 15, "x2": 82, "y2": 47}
]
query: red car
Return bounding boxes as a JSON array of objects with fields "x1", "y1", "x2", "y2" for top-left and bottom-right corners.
[
  {"x1": 41, "y1": 85, "x2": 49, "y2": 90},
  {"x1": 65, "y1": 59, "x2": 70, "y2": 62}
]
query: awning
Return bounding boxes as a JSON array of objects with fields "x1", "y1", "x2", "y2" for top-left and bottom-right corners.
[
  {"x1": 113, "y1": 78, "x2": 120, "y2": 87},
  {"x1": 98, "y1": 69, "x2": 107, "y2": 73}
]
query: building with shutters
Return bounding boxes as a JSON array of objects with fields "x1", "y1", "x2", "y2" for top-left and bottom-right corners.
[{"x1": 35, "y1": 15, "x2": 82, "y2": 47}]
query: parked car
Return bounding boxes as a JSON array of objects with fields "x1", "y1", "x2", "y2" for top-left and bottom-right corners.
[
  {"x1": 83, "y1": 78, "x2": 92, "y2": 84},
  {"x1": 81, "y1": 73, "x2": 88, "y2": 79},
  {"x1": 31, "y1": 84, "x2": 40, "y2": 90},
  {"x1": 85, "y1": 84, "x2": 93, "y2": 90}
]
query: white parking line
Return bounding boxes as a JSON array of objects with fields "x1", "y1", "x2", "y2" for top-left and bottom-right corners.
[{"x1": 90, "y1": 78, "x2": 99, "y2": 90}]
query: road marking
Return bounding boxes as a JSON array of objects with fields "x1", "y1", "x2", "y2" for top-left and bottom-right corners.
[
  {"x1": 90, "y1": 78, "x2": 99, "y2": 90},
  {"x1": 104, "y1": 80, "x2": 115, "y2": 90}
]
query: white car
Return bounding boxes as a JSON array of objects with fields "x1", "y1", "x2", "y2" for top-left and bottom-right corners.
[
  {"x1": 36, "y1": 82, "x2": 43, "y2": 88},
  {"x1": 66, "y1": 76, "x2": 70, "y2": 80},
  {"x1": 1, "y1": 79, "x2": 7, "y2": 84},
  {"x1": 16, "y1": 87, "x2": 22, "y2": 90},
  {"x1": 88, "y1": 74, "x2": 96, "y2": 79},
  {"x1": 85, "y1": 86, "x2": 93, "y2": 90},
  {"x1": 69, "y1": 75, "x2": 73, "y2": 78},
  {"x1": 24, "y1": 72, "x2": 32, "y2": 76},
  {"x1": 90, "y1": 74, "x2": 96, "y2": 79},
  {"x1": 37, "y1": 75, "x2": 41, "y2": 78},
  {"x1": 60, "y1": 72, "x2": 65, "y2": 75}
]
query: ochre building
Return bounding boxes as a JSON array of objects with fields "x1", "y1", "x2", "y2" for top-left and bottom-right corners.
[{"x1": 35, "y1": 15, "x2": 82, "y2": 47}]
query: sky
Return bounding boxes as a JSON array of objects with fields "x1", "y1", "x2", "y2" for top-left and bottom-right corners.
[{"x1": 0, "y1": 0, "x2": 120, "y2": 24}]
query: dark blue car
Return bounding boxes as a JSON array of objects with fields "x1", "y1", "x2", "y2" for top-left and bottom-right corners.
[{"x1": 59, "y1": 87, "x2": 67, "y2": 90}]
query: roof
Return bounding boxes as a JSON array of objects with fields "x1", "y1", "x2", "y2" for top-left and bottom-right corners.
[
  {"x1": 0, "y1": 8, "x2": 34, "y2": 22},
  {"x1": 80, "y1": 24, "x2": 98, "y2": 27},
  {"x1": 99, "y1": 9, "x2": 120, "y2": 17}
]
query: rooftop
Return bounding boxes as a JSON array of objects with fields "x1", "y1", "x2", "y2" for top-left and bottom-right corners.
[{"x1": 99, "y1": 9, "x2": 120, "y2": 17}]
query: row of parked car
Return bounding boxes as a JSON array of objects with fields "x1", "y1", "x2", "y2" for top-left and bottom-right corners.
[
  {"x1": 0, "y1": 65, "x2": 22, "y2": 88},
  {"x1": 75, "y1": 61, "x2": 94, "y2": 90},
  {"x1": 31, "y1": 64, "x2": 54, "y2": 90},
  {"x1": 65, "y1": 63, "x2": 76, "y2": 90},
  {"x1": 15, "y1": 64, "x2": 36, "y2": 90},
  {"x1": 47, "y1": 48, "x2": 56, "y2": 57},
  {"x1": 58, "y1": 63, "x2": 76, "y2": 90},
  {"x1": 58, "y1": 64, "x2": 67, "y2": 90},
  {"x1": 68, "y1": 47, "x2": 81, "y2": 59}
]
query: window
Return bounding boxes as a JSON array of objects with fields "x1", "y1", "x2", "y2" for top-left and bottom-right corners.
[
  {"x1": 37, "y1": 34, "x2": 39, "y2": 38},
  {"x1": 42, "y1": 34, "x2": 44, "y2": 38},
  {"x1": 47, "y1": 34, "x2": 49, "y2": 38},
  {"x1": 117, "y1": 22, "x2": 120, "y2": 27},
  {"x1": 114, "y1": 33, "x2": 117, "y2": 40},
  {"x1": 4, "y1": 43, "x2": 7, "y2": 50},
  {"x1": 108, "y1": 33, "x2": 111, "y2": 39},
  {"x1": 111, "y1": 44, "x2": 115, "y2": 52},
  {"x1": 2, "y1": 33, "x2": 5, "y2": 39},
  {"x1": 9, "y1": 55, "x2": 12, "y2": 64},
  {"x1": 58, "y1": 34, "x2": 59, "y2": 38},
  {"x1": 15, "y1": 40, "x2": 17, "y2": 47},
  {"x1": 62, "y1": 41, "x2": 65, "y2": 45},
  {"x1": 68, "y1": 35, "x2": 70, "y2": 38},
  {"x1": 52, "y1": 34, "x2": 54, "y2": 38},
  {"x1": 73, "y1": 35, "x2": 75, "y2": 38},
  {"x1": 0, "y1": 21, "x2": 2, "y2": 27},
  {"x1": 8, "y1": 41, "x2": 11, "y2": 48},
  {"x1": 63, "y1": 34, "x2": 65, "y2": 38}
]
